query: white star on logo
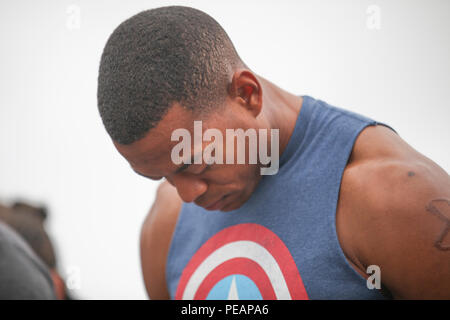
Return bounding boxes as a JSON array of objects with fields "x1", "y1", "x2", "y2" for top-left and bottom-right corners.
[{"x1": 227, "y1": 276, "x2": 239, "y2": 300}]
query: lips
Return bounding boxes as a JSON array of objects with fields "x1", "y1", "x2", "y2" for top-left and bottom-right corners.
[{"x1": 204, "y1": 194, "x2": 230, "y2": 211}]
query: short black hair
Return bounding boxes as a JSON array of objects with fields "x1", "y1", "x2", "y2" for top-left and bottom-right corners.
[{"x1": 97, "y1": 6, "x2": 244, "y2": 145}]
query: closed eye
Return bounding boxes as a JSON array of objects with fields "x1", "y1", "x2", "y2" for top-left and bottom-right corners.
[{"x1": 186, "y1": 163, "x2": 211, "y2": 176}]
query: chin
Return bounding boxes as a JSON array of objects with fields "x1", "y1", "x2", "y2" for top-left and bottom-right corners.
[
  {"x1": 219, "y1": 204, "x2": 239, "y2": 212},
  {"x1": 219, "y1": 191, "x2": 249, "y2": 212}
]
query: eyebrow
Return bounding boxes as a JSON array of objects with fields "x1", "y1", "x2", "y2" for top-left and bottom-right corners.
[{"x1": 131, "y1": 152, "x2": 200, "y2": 180}]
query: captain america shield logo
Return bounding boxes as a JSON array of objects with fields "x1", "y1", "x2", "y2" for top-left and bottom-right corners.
[{"x1": 175, "y1": 223, "x2": 309, "y2": 300}]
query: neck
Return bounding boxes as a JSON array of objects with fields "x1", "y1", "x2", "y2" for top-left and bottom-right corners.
[{"x1": 256, "y1": 75, "x2": 303, "y2": 157}]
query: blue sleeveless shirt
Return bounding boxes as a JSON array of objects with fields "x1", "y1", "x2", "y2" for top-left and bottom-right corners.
[{"x1": 166, "y1": 95, "x2": 389, "y2": 300}]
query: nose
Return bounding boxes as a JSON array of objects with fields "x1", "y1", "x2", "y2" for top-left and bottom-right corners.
[{"x1": 169, "y1": 173, "x2": 208, "y2": 203}]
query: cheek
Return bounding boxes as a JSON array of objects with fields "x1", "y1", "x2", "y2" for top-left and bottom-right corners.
[
  {"x1": 206, "y1": 164, "x2": 261, "y2": 191},
  {"x1": 226, "y1": 164, "x2": 258, "y2": 181},
  {"x1": 233, "y1": 165, "x2": 262, "y2": 191},
  {"x1": 241, "y1": 164, "x2": 262, "y2": 180}
]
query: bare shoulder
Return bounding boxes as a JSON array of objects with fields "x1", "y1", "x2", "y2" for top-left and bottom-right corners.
[
  {"x1": 337, "y1": 124, "x2": 450, "y2": 298},
  {"x1": 140, "y1": 180, "x2": 182, "y2": 299}
]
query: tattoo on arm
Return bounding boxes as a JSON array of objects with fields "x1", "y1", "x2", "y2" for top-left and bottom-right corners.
[{"x1": 426, "y1": 199, "x2": 450, "y2": 251}]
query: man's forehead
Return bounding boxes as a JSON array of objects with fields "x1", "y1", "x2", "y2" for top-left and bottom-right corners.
[
  {"x1": 114, "y1": 128, "x2": 172, "y2": 167},
  {"x1": 113, "y1": 103, "x2": 197, "y2": 168}
]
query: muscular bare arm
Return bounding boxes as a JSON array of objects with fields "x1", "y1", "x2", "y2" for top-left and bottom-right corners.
[
  {"x1": 140, "y1": 180, "x2": 182, "y2": 299},
  {"x1": 338, "y1": 125, "x2": 450, "y2": 299}
]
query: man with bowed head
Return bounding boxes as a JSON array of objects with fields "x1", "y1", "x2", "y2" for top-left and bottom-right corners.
[{"x1": 97, "y1": 6, "x2": 450, "y2": 299}]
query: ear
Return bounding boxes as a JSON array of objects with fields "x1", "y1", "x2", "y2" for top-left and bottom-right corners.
[{"x1": 228, "y1": 69, "x2": 263, "y2": 118}]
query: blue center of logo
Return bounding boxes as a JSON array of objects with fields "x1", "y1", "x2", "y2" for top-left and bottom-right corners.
[{"x1": 206, "y1": 274, "x2": 263, "y2": 300}]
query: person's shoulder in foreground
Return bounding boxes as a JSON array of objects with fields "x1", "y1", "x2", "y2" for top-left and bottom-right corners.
[
  {"x1": 0, "y1": 201, "x2": 72, "y2": 300},
  {"x1": 0, "y1": 219, "x2": 55, "y2": 300}
]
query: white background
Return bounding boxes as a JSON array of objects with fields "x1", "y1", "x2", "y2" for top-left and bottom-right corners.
[{"x1": 0, "y1": 0, "x2": 448, "y2": 299}]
